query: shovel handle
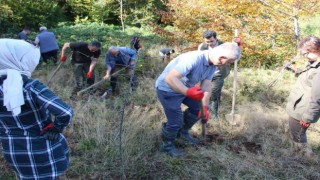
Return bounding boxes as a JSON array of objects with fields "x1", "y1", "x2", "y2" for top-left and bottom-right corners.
[
  {"x1": 77, "y1": 79, "x2": 105, "y2": 96},
  {"x1": 47, "y1": 61, "x2": 64, "y2": 85},
  {"x1": 199, "y1": 101, "x2": 206, "y2": 139},
  {"x1": 76, "y1": 67, "x2": 126, "y2": 96}
]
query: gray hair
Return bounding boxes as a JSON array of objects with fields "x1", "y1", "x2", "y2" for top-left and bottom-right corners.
[
  {"x1": 109, "y1": 46, "x2": 119, "y2": 51},
  {"x1": 211, "y1": 42, "x2": 241, "y2": 61}
]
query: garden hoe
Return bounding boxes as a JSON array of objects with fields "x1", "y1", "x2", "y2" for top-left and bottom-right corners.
[
  {"x1": 225, "y1": 29, "x2": 241, "y2": 124},
  {"x1": 199, "y1": 101, "x2": 206, "y2": 142},
  {"x1": 47, "y1": 53, "x2": 71, "y2": 85},
  {"x1": 77, "y1": 67, "x2": 126, "y2": 96}
]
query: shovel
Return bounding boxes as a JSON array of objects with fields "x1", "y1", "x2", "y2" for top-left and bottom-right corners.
[{"x1": 225, "y1": 29, "x2": 241, "y2": 123}]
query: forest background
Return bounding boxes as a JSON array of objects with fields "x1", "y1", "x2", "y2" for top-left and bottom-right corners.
[{"x1": 1, "y1": 0, "x2": 320, "y2": 179}]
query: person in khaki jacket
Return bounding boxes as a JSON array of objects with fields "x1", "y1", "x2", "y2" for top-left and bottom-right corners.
[
  {"x1": 198, "y1": 30, "x2": 242, "y2": 119},
  {"x1": 286, "y1": 36, "x2": 320, "y2": 156}
]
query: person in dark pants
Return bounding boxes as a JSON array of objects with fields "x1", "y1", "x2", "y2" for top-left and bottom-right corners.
[
  {"x1": 286, "y1": 36, "x2": 320, "y2": 157},
  {"x1": 159, "y1": 48, "x2": 175, "y2": 63},
  {"x1": 35, "y1": 26, "x2": 59, "y2": 64},
  {"x1": 156, "y1": 42, "x2": 241, "y2": 157},
  {"x1": 60, "y1": 40, "x2": 101, "y2": 97},
  {"x1": 198, "y1": 30, "x2": 229, "y2": 119},
  {"x1": 0, "y1": 39, "x2": 73, "y2": 179},
  {"x1": 198, "y1": 30, "x2": 242, "y2": 120},
  {"x1": 103, "y1": 46, "x2": 138, "y2": 94}
]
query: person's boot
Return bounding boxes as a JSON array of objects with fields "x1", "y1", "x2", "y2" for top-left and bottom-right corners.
[
  {"x1": 179, "y1": 110, "x2": 200, "y2": 145},
  {"x1": 161, "y1": 126, "x2": 186, "y2": 157}
]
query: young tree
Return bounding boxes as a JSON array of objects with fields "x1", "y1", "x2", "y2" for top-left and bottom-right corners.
[
  {"x1": 118, "y1": 0, "x2": 125, "y2": 31},
  {"x1": 159, "y1": 0, "x2": 320, "y2": 67}
]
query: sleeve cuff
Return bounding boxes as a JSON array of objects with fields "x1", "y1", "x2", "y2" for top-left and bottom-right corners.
[{"x1": 302, "y1": 114, "x2": 315, "y2": 124}]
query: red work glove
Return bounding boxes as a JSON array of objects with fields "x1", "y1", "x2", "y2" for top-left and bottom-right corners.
[
  {"x1": 186, "y1": 86, "x2": 204, "y2": 101},
  {"x1": 300, "y1": 121, "x2": 310, "y2": 127},
  {"x1": 87, "y1": 71, "x2": 93, "y2": 79},
  {"x1": 60, "y1": 56, "x2": 66, "y2": 62},
  {"x1": 198, "y1": 106, "x2": 210, "y2": 122},
  {"x1": 234, "y1": 37, "x2": 243, "y2": 47},
  {"x1": 40, "y1": 123, "x2": 61, "y2": 141}
]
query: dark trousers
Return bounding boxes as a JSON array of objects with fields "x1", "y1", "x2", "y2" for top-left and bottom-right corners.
[
  {"x1": 156, "y1": 88, "x2": 199, "y2": 133},
  {"x1": 289, "y1": 116, "x2": 308, "y2": 143},
  {"x1": 211, "y1": 76, "x2": 224, "y2": 102},
  {"x1": 41, "y1": 50, "x2": 58, "y2": 64},
  {"x1": 72, "y1": 63, "x2": 94, "y2": 90},
  {"x1": 110, "y1": 65, "x2": 137, "y2": 92}
]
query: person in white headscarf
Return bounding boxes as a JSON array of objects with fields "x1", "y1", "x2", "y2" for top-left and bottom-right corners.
[{"x1": 0, "y1": 39, "x2": 73, "y2": 180}]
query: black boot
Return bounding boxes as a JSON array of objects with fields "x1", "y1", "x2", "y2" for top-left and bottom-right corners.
[
  {"x1": 179, "y1": 110, "x2": 200, "y2": 145},
  {"x1": 161, "y1": 126, "x2": 186, "y2": 157}
]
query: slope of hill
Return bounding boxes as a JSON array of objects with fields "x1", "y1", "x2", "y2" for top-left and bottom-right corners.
[{"x1": 1, "y1": 21, "x2": 320, "y2": 179}]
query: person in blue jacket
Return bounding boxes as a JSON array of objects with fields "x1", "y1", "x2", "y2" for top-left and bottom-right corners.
[
  {"x1": 35, "y1": 26, "x2": 59, "y2": 64},
  {"x1": 103, "y1": 46, "x2": 138, "y2": 94}
]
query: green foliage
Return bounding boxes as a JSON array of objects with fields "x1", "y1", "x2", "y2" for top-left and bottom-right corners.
[
  {"x1": 79, "y1": 138, "x2": 97, "y2": 151},
  {"x1": 0, "y1": 0, "x2": 66, "y2": 33},
  {"x1": 0, "y1": 0, "x2": 166, "y2": 34},
  {"x1": 300, "y1": 13, "x2": 320, "y2": 36}
]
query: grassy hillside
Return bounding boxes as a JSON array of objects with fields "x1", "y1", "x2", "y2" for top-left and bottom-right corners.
[{"x1": 1, "y1": 20, "x2": 320, "y2": 179}]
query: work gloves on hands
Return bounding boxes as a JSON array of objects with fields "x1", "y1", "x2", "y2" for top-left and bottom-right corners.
[
  {"x1": 300, "y1": 121, "x2": 310, "y2": 128},
  {"x1": 186, "y1": 86, "x2": 204, "y2": 101},
  {"x1": 234, "y1": 37, "x2": 243, "y2": 47},
  {"x1": 284, "y1": 63, "x2": 292, "y2": 69},
  {"x1": 41, "y1": 123, "x2": 61, "y2": 141},
  {"x1": 198, "y1": 106, "x2": 210, "y2": 122},
  {"x1": 60, "y1": 56, "x2": 67, "y2": 62},
  {"x1": 87, "y1": 71, "x2": 93, "y2": 79}
]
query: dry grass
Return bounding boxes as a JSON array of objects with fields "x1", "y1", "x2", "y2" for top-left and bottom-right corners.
[{"x1": 2, "y1": 44, "x2": 320, "y2": 180}]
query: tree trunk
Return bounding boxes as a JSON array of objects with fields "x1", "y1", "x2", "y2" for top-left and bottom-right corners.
[
  {"x1": 293, "y1": 16, "x2": 300, "y2": 48},
  {"x1": 119, "y1": 0, "x2": 125, "y2": 32}
]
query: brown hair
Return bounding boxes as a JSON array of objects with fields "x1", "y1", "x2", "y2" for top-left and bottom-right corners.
[{"x1": 298, "y1": 36, "x2": 320, "y2": 53}]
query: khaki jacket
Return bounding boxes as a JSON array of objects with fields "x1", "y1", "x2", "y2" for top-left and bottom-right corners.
[{"x1": 286, "y1": 61, "x2": 320, "y2": 123}]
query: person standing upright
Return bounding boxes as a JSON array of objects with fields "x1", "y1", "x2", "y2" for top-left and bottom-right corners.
[
  {"x1": 286, "y1": 36, "x2": 320, "y2": 158},
  {"x1": 198, "y1": 30, "x2": 229, "y2": 119},
  {"x1": 198, "y1": 30, "x2": 242, "y2": 119},
  {"x1": 35, "y1": 26, "x2": 59, "y2": 64}
]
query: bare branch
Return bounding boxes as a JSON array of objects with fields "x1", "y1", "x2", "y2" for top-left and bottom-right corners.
[{"x1": 256, "y1": 0, "x2": 294, "y2": 18}]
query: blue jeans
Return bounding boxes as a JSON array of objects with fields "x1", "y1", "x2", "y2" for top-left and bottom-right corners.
[{"x1": 157, "y1": 88, "x2": 199, "y2": 133}]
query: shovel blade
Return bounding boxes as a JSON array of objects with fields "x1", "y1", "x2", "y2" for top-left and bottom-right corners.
[{"x1": 225, "y1": 113, "x2": 241, "y2": 125}]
